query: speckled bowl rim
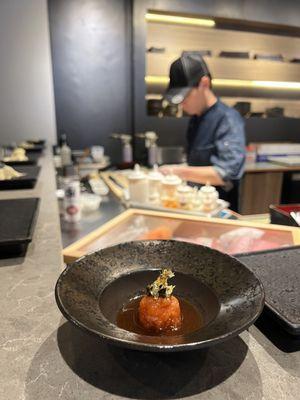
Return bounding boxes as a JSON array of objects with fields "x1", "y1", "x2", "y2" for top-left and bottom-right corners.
[{"x1": 55, "y1": 240, "x2": 265, "y2": 352}]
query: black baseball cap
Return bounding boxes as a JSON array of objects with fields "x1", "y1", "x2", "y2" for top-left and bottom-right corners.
[{"x1": 164, "y1": 53, "x2": 211, "y2": 105}]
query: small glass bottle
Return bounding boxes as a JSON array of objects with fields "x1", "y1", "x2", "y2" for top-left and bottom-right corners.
[
  {"x1": 60, "y1": 133, "x2": 72, "y2": 167},
  {"x1": 63, "y1": 179, "x2": 81, "y2": 222}
]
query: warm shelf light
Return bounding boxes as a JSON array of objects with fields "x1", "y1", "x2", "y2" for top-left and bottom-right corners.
[
  {"x1": 145, "y1": 76, "x2": 169, "y2": 85},
  {"x1": 213, "y1": 79, "x2": 300, "y2": 90},
  {"x1": 145, "y1": 76, "x2": 300, "y2": 90},
  {"x1": 145, "y1": 12, "x2": 215, "y2": 28}
]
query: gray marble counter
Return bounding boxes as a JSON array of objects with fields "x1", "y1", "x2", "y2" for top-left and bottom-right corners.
[{"x1": 0, "y1": 150, "x2": 300, "y2": 399}]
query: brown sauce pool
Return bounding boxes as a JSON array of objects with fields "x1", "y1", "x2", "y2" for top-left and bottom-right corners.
[{"x1": 117, "y1": 295, "x2": 203, "y2": 336}]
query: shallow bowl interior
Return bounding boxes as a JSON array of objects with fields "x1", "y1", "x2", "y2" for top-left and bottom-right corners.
[{"x1": 55, "y1": 240, "x2": 264, "y2": 352}]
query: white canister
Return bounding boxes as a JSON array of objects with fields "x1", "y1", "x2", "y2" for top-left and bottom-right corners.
[
  {"x1": 177, "y1": 184, "x2": 193, "y2": 209},
  {"x1": 148, "y1": 164, "x2": 163, "y2": 203},
  {"x1": 199, "y1": 184, "x2": 219, "y2": 212},
  {"x1": 161, "y1": 173, "x2": 181, "y2": 208},
  {"x1": 91, "y1": 146, "x2": 104, "y2": 162},
  {"x1": 128, "y1": 164, "x2": 149, "y2": 203},
  {"x1": 63, "y1": 180, "x2": 81, "y2": 222}
]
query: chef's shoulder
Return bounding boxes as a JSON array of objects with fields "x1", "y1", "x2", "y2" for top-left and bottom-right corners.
[{"x1": 216, "y1": 101, "x2": 245, "y2": 138}]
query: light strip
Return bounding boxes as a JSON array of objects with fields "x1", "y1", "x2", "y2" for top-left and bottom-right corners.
[
  {"x1": 145, "y1": 12, "x2": 215, "y2": 28},
  {"x1": 145, "y1": 76, "x2": 169, "y2": 85},
  {"x1": 214, "y1": 79, "x2": 300, "y2": 89},
  {"x1": 145, "y1": 76, "x2": 300, "y2": 90}
]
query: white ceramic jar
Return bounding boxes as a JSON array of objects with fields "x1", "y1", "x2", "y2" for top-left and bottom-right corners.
[
  {"x1": 128, "y1": 164, "x2": 149, "y2": 203},
  {"x1": 199, "y1": 184, "x2": 219, "y2": 212},
  {"x1": 177, "y1": 184, "x2": 193, "y2": 209},
  {"x1": 148, "y1": 164, "x2": 163, "y2": 203},
  {"x1": 161, "y1": 173, "x2": 182, "y2": 208}
]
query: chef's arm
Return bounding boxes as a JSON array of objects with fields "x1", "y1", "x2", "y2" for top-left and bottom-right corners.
[{"x1": 164, "y1": 165, "x2": 225, "y2": 186}]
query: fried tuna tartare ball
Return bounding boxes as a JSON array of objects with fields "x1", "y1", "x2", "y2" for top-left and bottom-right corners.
[
  {"x1": 138, "y1": 269, "x2": 182, "y2": 332},
  {"x1": 138, "y1": 294, "x2": 181, "y2": 332}
]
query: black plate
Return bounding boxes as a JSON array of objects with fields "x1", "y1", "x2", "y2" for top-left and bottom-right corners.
[
  {"x1": 0, "y1": 198, "x2": 40, "y2": 258},
  {"x1": 237, "y1": 246, "x2": 300, "y2": 336},
  {"x1": 1, "y1": 152, "x2": 39, "y2": 166},
  {"x1": 0, "y1": 166, "x2": 40, "y2": 190},
  {"x1": 5, "y1": 143, "x2": 44, "y2": 153},
  {"x1": 21, "y1": 144, "x2": 44, "y2": 153},
  {"x1": 55, "y1": 240, "x2": 264, "y2": 352},
  {"x1": 27, "y1": 140, "x2": 46, "y2": 146}
]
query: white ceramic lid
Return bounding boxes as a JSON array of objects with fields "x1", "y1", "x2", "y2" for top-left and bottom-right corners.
[
  {"x1": 177, "y1": 184, "x2": 193, "y2": 193},
  {"x1": 148, "y1": 164, "x2": 163, "y2": 181},
  {"x1": 199, "y1": 183, "x2": 217, "y2": 193},
  {"x1": 128, "y1": 164, "x2": 146, "y2": 180},
  {"x1": 162, "y1": 174, "x2": 182, "y2": 186}
]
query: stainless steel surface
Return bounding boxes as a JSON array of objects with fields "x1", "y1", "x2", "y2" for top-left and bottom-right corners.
[
  {"x1": 61, "y1": 192, "x2": 125, "y2": 248},
  {"x1": 157, "y1": 146, "x2": 186, "y2": 165}
]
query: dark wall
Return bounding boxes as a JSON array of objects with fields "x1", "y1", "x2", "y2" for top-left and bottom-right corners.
[
  {"x1": 48, "y1": 0, "x2": 300, "y2": 161},
  {"x1": 48, "y1": 0, "x2": 132, "y2": 161}
]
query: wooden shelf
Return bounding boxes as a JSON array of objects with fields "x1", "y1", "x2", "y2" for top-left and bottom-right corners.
[
  {"x1": 146, "y1": 21, "x2": 300, "y2": 102},
  {"x1": 146, "y1": 53, "x2": 300, "y2": 82},
  {"x1": 147, "y1": 22, "x2": 300, "y2": 60}
]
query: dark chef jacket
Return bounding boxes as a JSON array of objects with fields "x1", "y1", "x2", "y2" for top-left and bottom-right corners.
[{"x1": 186, "y1": 99, "x2": 246, "y2": 210}]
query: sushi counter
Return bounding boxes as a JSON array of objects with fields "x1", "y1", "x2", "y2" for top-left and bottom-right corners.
[{"x1": 1, "y1": 150, "x2": 300, "y2": 399}]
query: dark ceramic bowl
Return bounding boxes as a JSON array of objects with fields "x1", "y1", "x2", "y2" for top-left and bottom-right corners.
[{"x1": 55, "y1": 240, "x2": 264, "y2": 352}]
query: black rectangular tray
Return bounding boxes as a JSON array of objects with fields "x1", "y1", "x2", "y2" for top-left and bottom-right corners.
[
  {"x1": 22, "y1": 144, "x2": 44, "y2": 153},
  {"x1": 0, "y1": 166, "x2": 40, "y2": 190},
  {"x1": 27, "y1": 140, "x2": 46, "y2": 146},
  {"x1": 237, "y1": 246, "x2": 300, "y2": 336},
  {"x1": 0, "y1": 198, "x2": 40, "y2": 258},
  {"x1": 1, "y1": 152, "x2": 39, "y2": 166}
]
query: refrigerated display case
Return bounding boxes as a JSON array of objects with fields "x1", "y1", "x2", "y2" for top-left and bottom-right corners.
[{"x1": 63, "y1": 209, "x2": 300, "y2": 263}]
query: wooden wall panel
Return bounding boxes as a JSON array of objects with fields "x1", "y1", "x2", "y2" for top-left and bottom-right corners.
[
  {"x1": 240, "y1": 172, "x2": 283, "y2": 214},
  {"x1": 147, "y1": 22, "x2": 300, "y2": 59}
]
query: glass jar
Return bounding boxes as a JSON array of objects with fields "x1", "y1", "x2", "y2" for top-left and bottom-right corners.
[{"x1": 160, "y1": 174, "x2": 181, "y2": 208}]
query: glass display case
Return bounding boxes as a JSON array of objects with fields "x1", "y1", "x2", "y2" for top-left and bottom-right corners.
[{"x1": 63, "y1": 209, "x2": 300, "y2": 263}]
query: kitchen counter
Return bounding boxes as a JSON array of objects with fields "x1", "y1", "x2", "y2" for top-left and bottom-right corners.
[
  {"x1": 241, "y1": 162, "x2": 300, "y2": 214},
  {"x1": 1, "y1": 150, "x2": 300, "y2": 399},
  {"x1": 0, "y1": 148, "x2": 64, "y2": 399},
  {"x1": 245, "y1": 161, "x2": 300, "y2": 173}
]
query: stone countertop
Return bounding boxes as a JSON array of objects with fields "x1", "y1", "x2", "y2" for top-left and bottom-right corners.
[
  {"x1": 0, "y1": 149, "x2": 63, "y2": 399},
  {"x1": 1, "y1": 151, "x2": 300, "y2": 399}
]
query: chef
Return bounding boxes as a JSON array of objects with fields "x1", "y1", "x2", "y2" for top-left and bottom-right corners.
[{"x1": 161, "y1": 53, "x2": 246, "y2": 211}]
